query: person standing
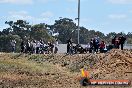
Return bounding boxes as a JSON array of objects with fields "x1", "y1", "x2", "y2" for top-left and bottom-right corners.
[
  {"x1": 89, "y1": 38, "x2": 94, "y2": 53},
  {"x1": 112, "y1": 36, "x2": 117, "y2": 48},
  {"x1": 99, "y1": 41, "x2": 105, "y2": 53},
  {"x1": 118, "y1": 35, "x2": 126, "y2": 50},
  {"x1": 93, "y1": 35, "x2": 99, "y2": 53},
  {"x1": 36, "y1": 41, "x2": 41, "y2": 54},
  {"x1": 20, "y1": 40, "x2": 24, "y2": 53},
  {"x1": 85, "y1": 43, "x2": 90, "y2": 53},
  {"x1": 67, "y1": 38, "x2": 73, "y2": 54},
  {"x1": 115, "y1": 37, "x2": 120, "y2": 49},
  {"x1": 39, "y1": 40, "x2": 44, "y2": 54},
  {"x1": 11, "y1": 40, "x2": 16, "y2": 53},
  {"x1": 54, "y1": 39, "x2": 59, "y2": 54},
  {"x1": 32, "y1": 40, "x2": 37, "y2": 54},
  {"x1": 47, "y1": 42, "x2": 54, "y2": 54},
  {"x1": 26, "y1": 40, "x2": 31, "y2": 53}
]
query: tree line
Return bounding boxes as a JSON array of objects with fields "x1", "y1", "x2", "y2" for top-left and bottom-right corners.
[{"x1": 0, "y1": 18, "x2": 132, "y2": 52}]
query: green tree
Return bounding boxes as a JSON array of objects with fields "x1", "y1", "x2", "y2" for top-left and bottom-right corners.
[
  {"x1": 51, "y1": 18, "x2": 77, "y2": 43},
  {"x1": 0, "y1": 34, "x2": 21, "y2": 52},
  {"x1": 30, "y1": 23, "x2": 54, "y2": 42}
]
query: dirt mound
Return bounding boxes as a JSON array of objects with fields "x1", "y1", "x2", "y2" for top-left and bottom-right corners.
[
  {"x1": 92, "y1": 49, "x2": 132, "y2": 80},
  {"x1": 0, "y1": 49, "x2": 132, "y2": 88},
  {"x1": 28, "y1": 49, "x2": 132, "y2": 79},
  {"x1": 28, "y1": 49, "x2": 132, "y2": 85}
]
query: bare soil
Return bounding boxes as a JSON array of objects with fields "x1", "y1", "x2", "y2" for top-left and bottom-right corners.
[{"x1": 0, "y1": 49, "x2": 132, "y2": 88}]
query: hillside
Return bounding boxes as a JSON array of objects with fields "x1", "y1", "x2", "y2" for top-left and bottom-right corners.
[{"x1": 0, "y1": 49, "x2": 132, "y2": 88}]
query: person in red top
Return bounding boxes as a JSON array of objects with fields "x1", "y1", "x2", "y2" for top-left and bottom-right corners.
[
  {"x1": 99, "y1": 41, "x2": 105, "y2": 53},
  {"x1": 115, "y1": 38, "x2": 120, "y2": 49}
]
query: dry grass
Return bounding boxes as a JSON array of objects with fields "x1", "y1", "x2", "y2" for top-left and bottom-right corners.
[{"x1": 0, "y1": 53, "x2": 80, "y2": 88}]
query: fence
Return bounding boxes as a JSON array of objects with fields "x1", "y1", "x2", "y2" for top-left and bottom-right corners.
[{"x1": 57, "y1": 44, "x2": 132, "y2": 53}]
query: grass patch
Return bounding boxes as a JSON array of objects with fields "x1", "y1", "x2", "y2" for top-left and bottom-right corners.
[{"x1": 0, "y1": 54, "x2": 58, "y2": 75}]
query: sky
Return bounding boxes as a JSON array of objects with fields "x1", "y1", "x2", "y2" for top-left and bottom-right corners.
[{"x1": 0, "y1": 0, "x2": 132, "y2": 34}]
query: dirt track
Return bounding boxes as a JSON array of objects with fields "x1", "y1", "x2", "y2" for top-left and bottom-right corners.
[{"x1": 0, "y1": 49, "x2": 132, "y2": 88}]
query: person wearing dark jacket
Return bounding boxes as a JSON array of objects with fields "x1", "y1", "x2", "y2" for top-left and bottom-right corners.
[
  {"x1": 26, "y1": 40, "x2": 31, "y2": 53},
  {"x1": 118, "y1": 36, "x2": 126, "y2": 50},
  {"x1": 89, "y1": 38, "x2": 94, "y2": 53},
  {"x1": 93, "y1": 37, "x2": 99, "y2": 53},
  {"x1": 67, "y1": 38, "x2": 72, "y2": 54},
  {"x1": 20, "y1": 40, "x2": 24, "y2": 53}
]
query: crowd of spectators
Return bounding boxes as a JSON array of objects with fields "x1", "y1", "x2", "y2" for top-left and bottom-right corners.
[
  {"x1": 10, "y1": 34, "x2": 126, "y2": 54},
  {"x1": 10, "y1": 39, "x2": 58, "y2": 54},
  {"x1": 66, "y1": 34, "x2": 126, "y2": 54}
]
